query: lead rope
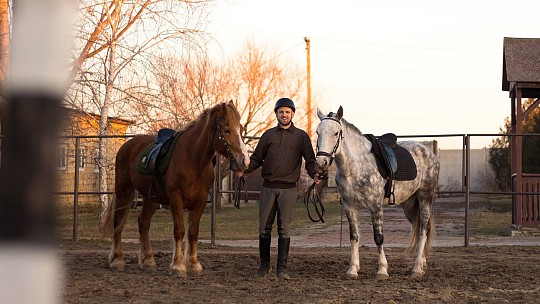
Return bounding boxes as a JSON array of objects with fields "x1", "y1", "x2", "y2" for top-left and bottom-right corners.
[
  {"x1": 233, "y1": 175, "x2": 248, "y2": 209},
  {"x1": 303, "y1": 172, "x2": 328, "y2": 223}
]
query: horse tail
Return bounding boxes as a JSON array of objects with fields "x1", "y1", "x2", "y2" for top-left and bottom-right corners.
[
  {"x1": 100, "y1": 194, "x2": 132, "y2": 239},
  {"x1": 100, "y1": 194, "x2": 117, "y2": 238},
  {"x1": 406, "y1": 198, "x2": 436, "y2": 257}
]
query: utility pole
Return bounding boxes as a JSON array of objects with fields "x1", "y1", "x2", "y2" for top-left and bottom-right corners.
[{"x1": 305, "y1": 36, "x2": 312, "y2": 138}]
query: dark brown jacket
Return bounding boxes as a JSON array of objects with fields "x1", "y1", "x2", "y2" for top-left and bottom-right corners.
[{"x1": 247, "y1": 122, "x2": 317, "y2": 189}]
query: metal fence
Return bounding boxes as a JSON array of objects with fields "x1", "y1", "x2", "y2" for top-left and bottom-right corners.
[{"x1": 58, "y1": 133, "x2": 540, "y2": 246}]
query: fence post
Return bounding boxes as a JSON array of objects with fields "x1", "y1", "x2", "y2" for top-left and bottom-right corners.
[
  {"x1": 464, "y1": 135, "x2": 470, "y2": 247},
  {"x1": 73, "y1": 137, "x2": 80, "y2": 241}
]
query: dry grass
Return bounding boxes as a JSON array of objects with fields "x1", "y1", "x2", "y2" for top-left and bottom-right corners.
[
  {"x1": 57, "y1": 195, "x2": 514, "y2": 242},
  {"x1": 56, "y1": 200, "x2": 345, "y2": 241}
]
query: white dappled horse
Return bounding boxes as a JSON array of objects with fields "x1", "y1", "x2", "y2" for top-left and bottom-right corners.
[{"x1": 316, "y1": 106, "x2": 440, "y2": 279}]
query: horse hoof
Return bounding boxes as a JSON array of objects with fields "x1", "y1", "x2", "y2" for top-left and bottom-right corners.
[
  {"x1": 410, "y1": 271, "x2": 423, "y2": 279},
  {"x1": 376, "y1": 273, "x2": 390, "y2": 281},
  {"x1": 142, "y1": 262, "x2": 156, "y2": 272},
  {"x1": 140, "y1": 257, "x2": 156, "y2": 271},
  {"x1": 192, "y1": 270, "x2": 203, "y2": 277},
  {"x1": 171, "y1": 268, "x2": 187, "y2": 278},
  {"x1": 109, "y1": 260, "x2": 125, "y2": 271},
  {"x1": 347, "y1": 273, "x2": 358, "y2": 280},
  {"x1": 189, "y1": 262, "x2": 203, "y2": 276}
]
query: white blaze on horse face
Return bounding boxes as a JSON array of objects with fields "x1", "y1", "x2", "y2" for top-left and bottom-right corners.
[{"x1": 237, "y1": 128, "x2": 250, "y2": 168}]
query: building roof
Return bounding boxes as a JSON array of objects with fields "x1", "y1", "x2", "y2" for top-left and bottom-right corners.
[
  {"x1": 502, "y1": 37, "x2": 540, "y2": 95},
  {"x1": 65, "y1": 107, "x2": 134, "y2": 126}
]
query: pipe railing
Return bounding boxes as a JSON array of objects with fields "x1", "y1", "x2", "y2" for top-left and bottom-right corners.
[{"x1": 57, "y1": 133, "x2": 540, "y2": 246}]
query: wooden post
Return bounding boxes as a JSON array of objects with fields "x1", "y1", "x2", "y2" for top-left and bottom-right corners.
[{"x1": 305, "y1": 37, "x2": 312, "y2": 138}]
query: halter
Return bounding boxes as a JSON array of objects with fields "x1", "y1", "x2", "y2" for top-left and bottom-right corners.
[
  {"x1": 217, "y1": 123, "x2": 237, "y2": 164},
  {"x1": 316, "y1": 117, "x2": 343, "y2": 167},
  {"x1": 217, "y1": 123, "x2": 248, "y2": 208}
]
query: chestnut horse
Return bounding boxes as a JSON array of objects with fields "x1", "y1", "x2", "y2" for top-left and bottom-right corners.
[{"x1": 101, "y1": 101, "x2": 249, "y2": 277}]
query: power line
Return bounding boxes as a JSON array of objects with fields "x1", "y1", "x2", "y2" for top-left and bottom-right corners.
[{"x1": 310, "y1": 36, "x2": 499, "y2": 55}]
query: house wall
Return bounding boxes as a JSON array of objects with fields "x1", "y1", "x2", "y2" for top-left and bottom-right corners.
[
  {"x1": 438, "y1": 148, "x2": 497, "y2": 191},
  {"x1": 56, "y1": 111, "x2": 133, "y2": 205}
]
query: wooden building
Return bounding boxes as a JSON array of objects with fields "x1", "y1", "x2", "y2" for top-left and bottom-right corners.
[
  {"x1": 502, "y1": 37, "x2": 540, "y2": 229},
  {"x1": 56, "y1": 109, "x2": 134, "y2": 204}
]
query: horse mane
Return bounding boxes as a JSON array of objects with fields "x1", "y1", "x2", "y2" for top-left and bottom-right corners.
[
  {"x1": 341, "y1": 118, "x2": 363, "y2": 137},
  {"x1": 178, "y1": 102, "x2": 240, "y2": 133}
]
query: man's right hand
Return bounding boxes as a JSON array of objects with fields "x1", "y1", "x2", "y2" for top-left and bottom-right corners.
[{"x1": 236, "y1": 171, "x2": 244, "y2": 177}]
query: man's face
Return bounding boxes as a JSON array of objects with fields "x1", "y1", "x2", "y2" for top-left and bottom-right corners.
[{"x1": 276, "y1": 107, "x2": 294, "y2": 126}]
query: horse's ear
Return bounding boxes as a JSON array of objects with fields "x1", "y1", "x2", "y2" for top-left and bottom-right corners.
[
  {"x1": 317, "y1": 108, "x2": 326, "y2": 120},
  {"x1": 336, "y1": 106, "x2": 343, "y2": 120},
  {"x1": 220, "y1": 102, "x2": 227, "y2": 114},
  {"x1": 216, "y1": 102, "x2": 227, "y2": 122},
  {"x1": 228, "y1": 100, "x2": 235, "y2": 108}
]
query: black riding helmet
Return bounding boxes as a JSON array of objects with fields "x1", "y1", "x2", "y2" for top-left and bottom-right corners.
[{"x1": 274, "y1": 98, "x2": 296, "y2": 113}]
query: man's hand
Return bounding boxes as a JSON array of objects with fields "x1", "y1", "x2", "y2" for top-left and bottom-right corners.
[
  {"x1": 314, "y1": 173, "x2": 322, "y2": 185},
  {"x1": 236, "y1": 171, "x2": 244, "y2": 177}
]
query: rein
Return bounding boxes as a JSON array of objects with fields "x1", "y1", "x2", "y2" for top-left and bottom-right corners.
[
  {"x1": 303, "y1": 172, "x2": 328, "y2": 223},
  {"x1": 216, "y1": 123, "x2": 248, "y2": 208},
  {"x1": 233, "y1": 175, "x2": 248, "y2": 209}
]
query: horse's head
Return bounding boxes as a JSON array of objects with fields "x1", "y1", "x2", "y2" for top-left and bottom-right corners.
[
  {"x1": 215, "y1": 101, "x2": 250, "y2": 172},
  {"x1": 315, "y1": 106, "x2": 344, "y2": 172}
]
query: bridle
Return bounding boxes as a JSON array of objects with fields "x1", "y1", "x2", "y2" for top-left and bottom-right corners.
[
  {"x1": 316, "y1": 116, "x2": 344, "y2": 167},
  {"x1": 217, "y1": 123, "x2": 241, "y2": 170},
  {"x1": 217, "y1": 122, "x2": 248, "y2": 208},
  {"x1": 304, "y1": 116, "x2": 343, "y2": 223}
]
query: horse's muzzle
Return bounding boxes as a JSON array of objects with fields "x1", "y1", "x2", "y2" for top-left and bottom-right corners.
[
  {"x1": 230, "y1": 156, "x2": 249, "y2": 172},
  {"x1": 316, "y1": 156, "x2": 331, "y2": 171}
]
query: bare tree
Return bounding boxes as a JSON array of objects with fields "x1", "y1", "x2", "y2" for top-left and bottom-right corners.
[
  {"x1": 228, "y1": 39, "x2": 310, "y2": 147},
  {"x1": 141, "y1": 39, "x2": 312, "y2": 148},
  {"x1": 67, "y1": 0, "x2": 212, "y2": 217}
]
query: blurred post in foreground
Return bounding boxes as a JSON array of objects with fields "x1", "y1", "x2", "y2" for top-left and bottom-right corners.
[{"x1": 0, "y1": 0, "x2": 72, "y2": 303}]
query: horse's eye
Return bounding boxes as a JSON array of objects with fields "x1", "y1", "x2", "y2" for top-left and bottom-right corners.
[{"x1": 225, "y1": 129, "x2": 231, "y2": 134}]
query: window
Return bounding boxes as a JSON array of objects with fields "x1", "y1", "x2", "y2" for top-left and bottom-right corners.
[
  {"x1": 78, "y1": 147, "x2": 86, "y2": 170},
  {"x1": 94, "y1": 149, "x2": 100, "y2": 173},
  {"x1": 56, "y1": 144, "x2": 67, "y2": 170}
]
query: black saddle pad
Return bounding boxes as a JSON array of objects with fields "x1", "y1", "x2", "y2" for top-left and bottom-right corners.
[
  {"x1": 374, "y1": 145, "x2": 417, "y2": 181},
  {"x1": 137, "y1": 132, "x2": 181, "y2": 175}
]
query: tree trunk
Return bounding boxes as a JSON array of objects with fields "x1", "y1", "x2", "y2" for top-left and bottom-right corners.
[{"x1": 98, "y1": 38, "x2": 117, "y2": 220}]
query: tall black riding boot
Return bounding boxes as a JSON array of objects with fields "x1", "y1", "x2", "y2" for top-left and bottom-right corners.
[
  {"x1": 277, "y1": 237, "x2": 291, "y2": 280},
  {"x1": 255, "y1": 236, "x2": 271, "y2": 278}
]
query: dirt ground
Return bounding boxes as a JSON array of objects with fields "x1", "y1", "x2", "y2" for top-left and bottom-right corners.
[{"x1": 60, "y1": 241, "x2": 540, "y2": 304}]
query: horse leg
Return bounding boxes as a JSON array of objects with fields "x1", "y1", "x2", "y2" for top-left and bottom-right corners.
[
  {"x1": 138, "y1": 198, "x2": 158, "y2": 271},
  {"x1": 343, "y1": 204, "x2": 361, "y2": 279},
  {"x1": 371, "y1": 206, "x2": 389, "y2": 280},
  {"x1": 185, "y1": 204, "x2": 206, "y2": 276},
  {"x1": 169, "y1": 193, "x2": 187, "y2": 277},
  {"x1": 108, "y1": 192, "x2": 133, "y2": 271},
  {"x1": 410, "y1": 196, "x2": 434, "y2": 278}
]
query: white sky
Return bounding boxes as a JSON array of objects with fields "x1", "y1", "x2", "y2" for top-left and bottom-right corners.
[{"x1": 206, "y1": 0, "x2": 540, "y2": 149}]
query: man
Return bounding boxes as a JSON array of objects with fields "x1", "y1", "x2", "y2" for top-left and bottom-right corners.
[{"x1": 238, "y1": 97, "x2": 320, "y2": 280}]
